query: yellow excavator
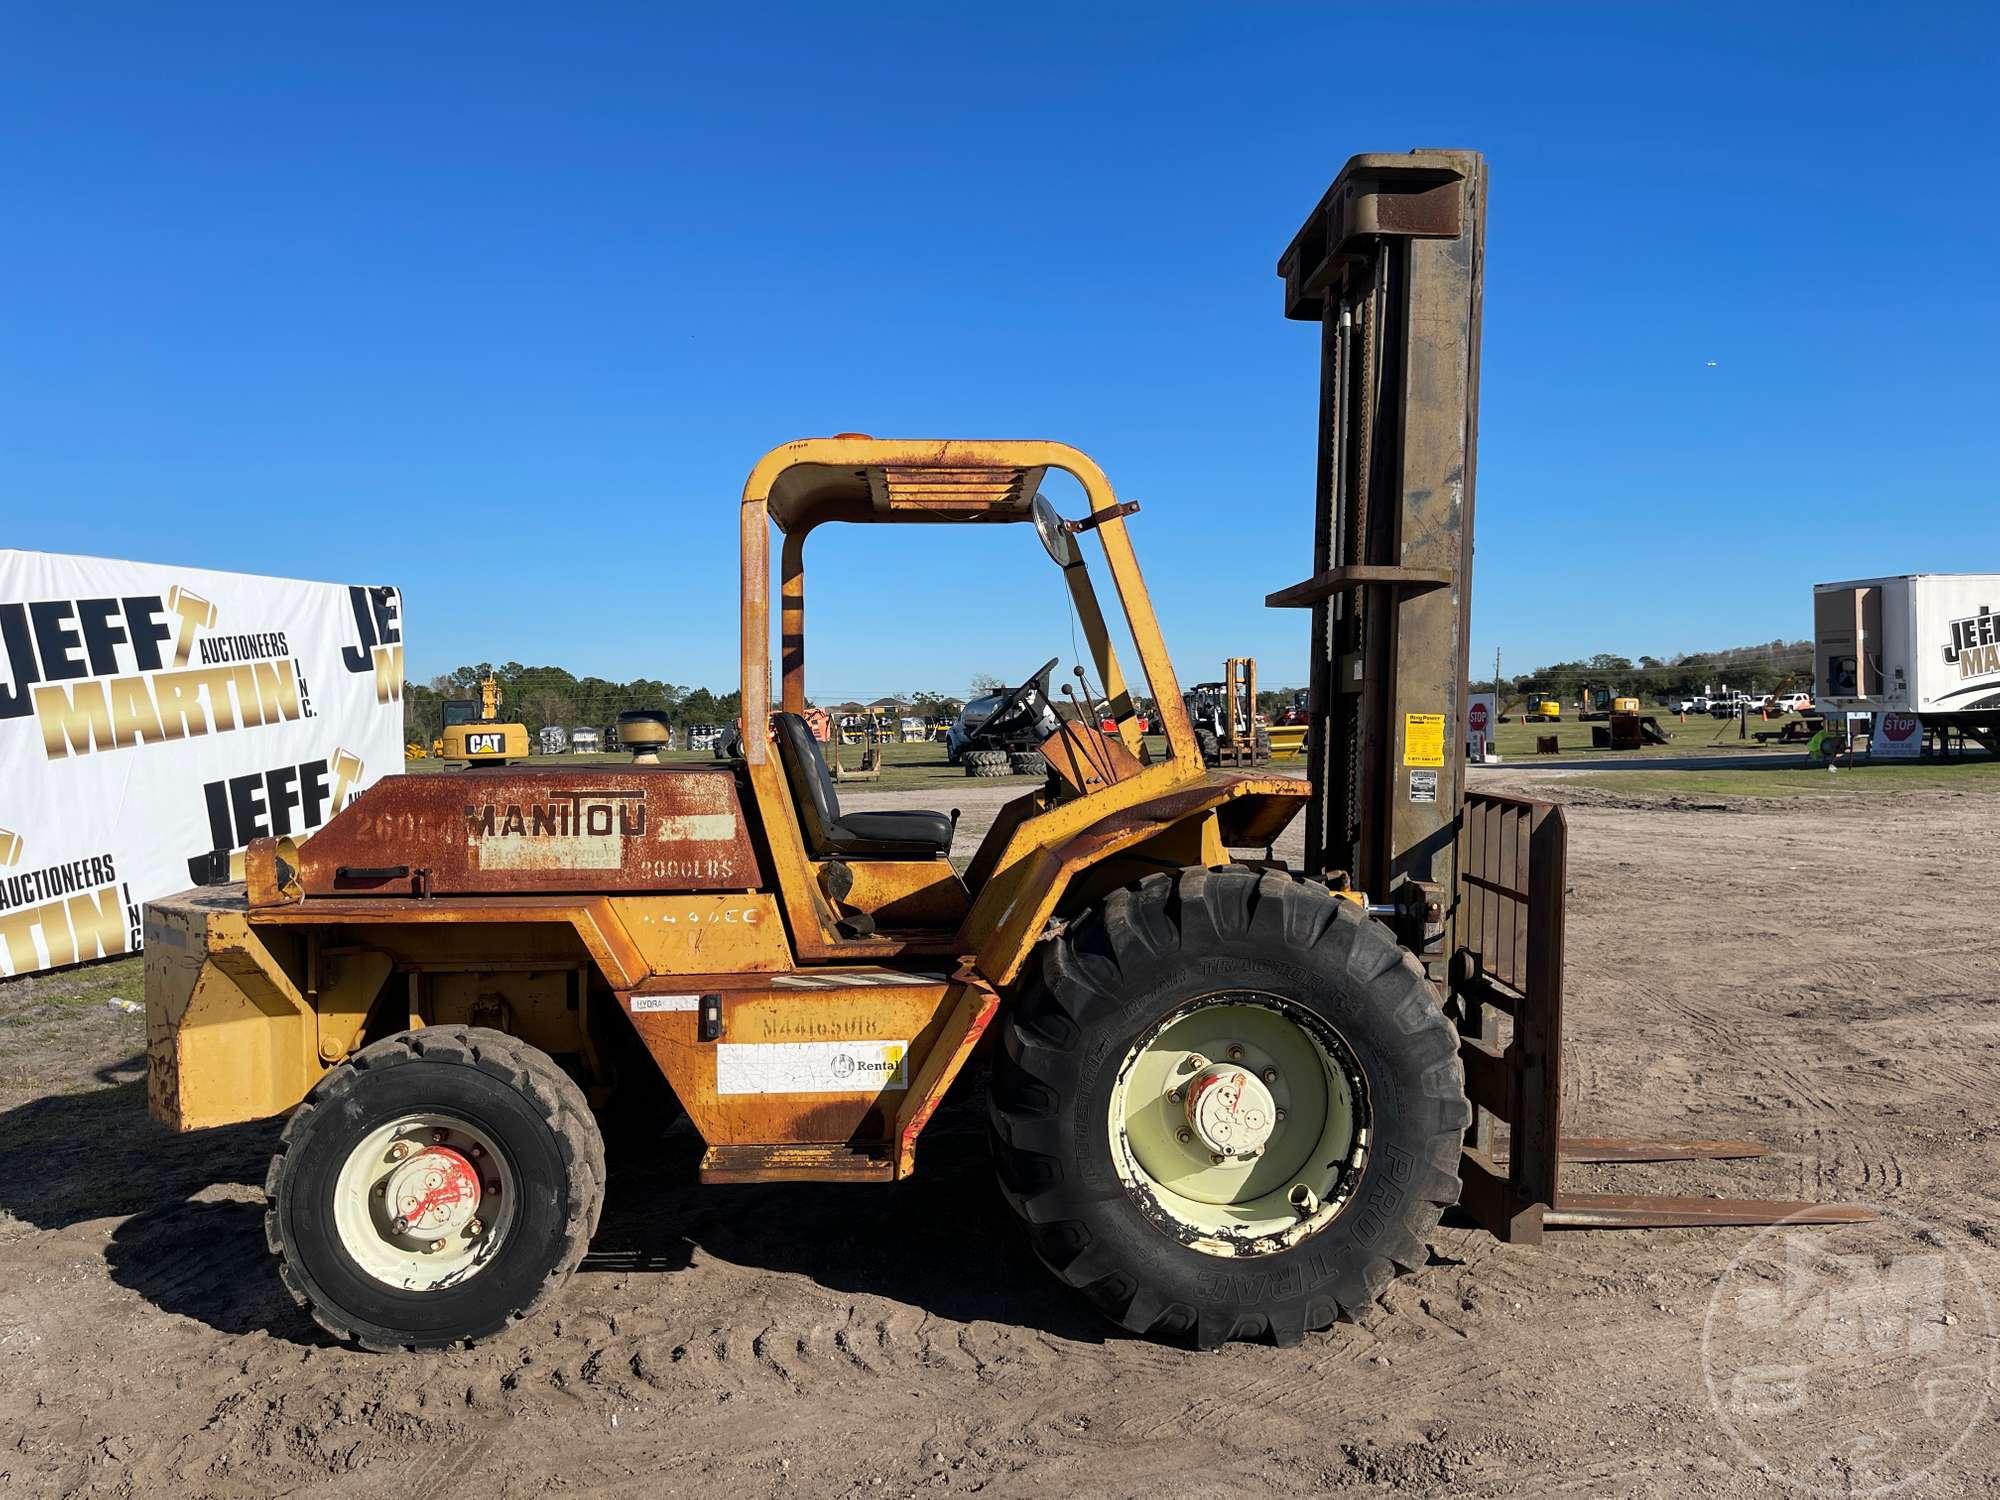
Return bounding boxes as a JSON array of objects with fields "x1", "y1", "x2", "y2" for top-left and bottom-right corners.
[{"x1": 435, "y1": 673, "x2": 530, "y2": 764}]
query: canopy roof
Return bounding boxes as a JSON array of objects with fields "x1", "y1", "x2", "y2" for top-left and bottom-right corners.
[{"x1": 749, "y1": 437, "x2": 1078, "y2": 535}]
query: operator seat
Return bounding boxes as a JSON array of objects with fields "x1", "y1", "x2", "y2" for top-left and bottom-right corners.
[{"x1": 771, "y1": 713, "x2": 955, "y2": 859}]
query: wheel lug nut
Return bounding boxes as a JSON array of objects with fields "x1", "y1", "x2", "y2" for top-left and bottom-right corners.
[
  {"x1": 1228, "y1": 1046, "x2": 1245, "y2": 1061},
  {"x1": 388, "y1": 1141, "x2": 411, "y2": 1162},
  {"x1": 1261, "y1": 1067, "x2": 1278, "y2": 1084},
  {"x1": 1169, "y1": 1088, "x2": 1184, "y2": 1103},
  {"x1": 429, "y1": 1238, "x2": 447, "y2": 1253},
  {"x1": 469, "y1": 1144, "x2": 484, "y2": 1159},
  {"x1": 1276, "y1": 1108, "x2": 1288, "y2": 1123},
  {"x1": 1176, "y1": 1128, "x2": 1192, "y2": 1144},
  {"x1": 373, "y1": 1182, "x2": 386, "y2": 1196},
  {"x1": 431, "y1": 1128, "x2": 448, "y2": 1144},
  {"x1": 487, "y1": 1181, "x2": 501, "y2": 1195},
  {"x1": 468, "y1": 1218, "x2": 484, "y2": 1236},
  {"x1": 392, "y1": 1215, "x2": 410, "y2": 1233},
  {"x1": 1210, "y1": 1153, "x2": 1225, "y2": 1166}
]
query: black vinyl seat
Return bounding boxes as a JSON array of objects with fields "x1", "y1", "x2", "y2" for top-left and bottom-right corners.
[{"x1": 771, "y1": 713, "x2": 954, "y2": 859}]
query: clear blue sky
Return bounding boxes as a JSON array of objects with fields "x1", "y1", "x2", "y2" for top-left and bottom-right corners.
[{"x1": 5, "y1": 4, "x2": 1995, "y2": 700}]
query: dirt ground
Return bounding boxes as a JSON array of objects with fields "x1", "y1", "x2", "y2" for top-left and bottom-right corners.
[{"x1": 2, "y1": 768, "x2": 1997, "y2": 1498}]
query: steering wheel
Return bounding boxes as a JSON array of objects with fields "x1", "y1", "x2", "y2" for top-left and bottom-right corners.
[{"x1": 982, "y1": 658, "x2": 1059, "y2": 737}]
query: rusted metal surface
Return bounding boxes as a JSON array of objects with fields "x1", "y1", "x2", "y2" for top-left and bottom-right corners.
[
  {"x1": 621, "y1": 972, "x2": 954, "y2": 1156},
  {"x1": 1451, "y1": 789, "x2": 1873, "y2": 1241},
  {"x1": 1270, "y1": 150, "x2": 1484, "y2": 968},
  {"x1": 615, "y1": 894, "x2": 793, "y2": 975},
  {"x1": 291, "y1": 768, "x2": 762, "y2": 898},
  {"x1": 699, "y1": 1142, "x2": 894, "y2": 1184},
  {"x1": 893, "y1": 964, "x2": 999, "y2": 1178},
  {"x1": 1541, "y1": 1196, "x2": 1879, "y2": 1229},
  {"x1": 251, "y1": 894, "x2": 652, "y2": 990},
  {"x1": 1542, "y1": 1137, "x2": 1768, "y2": 1164},
  {"x1": 970, "y1": 774, "x2": 1310, "y2": 987}
]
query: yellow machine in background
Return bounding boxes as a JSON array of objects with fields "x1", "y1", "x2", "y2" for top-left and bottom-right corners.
[{"x1": 437, "y1": 673, "x2": 530, "y2": 764}]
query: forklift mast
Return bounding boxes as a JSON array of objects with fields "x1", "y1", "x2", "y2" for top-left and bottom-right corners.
[
  {"x1": 1267, "y1": 150, "x2": 1485, "y2": 967},
  {"x1": 1264, "y1": 151, "x2": 1869, "y2": 1243}
]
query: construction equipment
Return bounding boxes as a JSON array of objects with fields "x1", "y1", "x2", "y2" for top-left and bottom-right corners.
[
  {"x1": 149, "y1": 435, "x2": 1394, "y2": 1353},
  {"x1": 437, "y1": 673, "x2": 530, "y2": 765},
  {"x1": 1592, "y1": 702, "x2": 1671, "y2": 750},
  {"x1": 1266, "y1": 148, "x2": 1865, "y2": 1246},
  {"x1": 1182, "y1": 657, "x2": 1271, "y2": 765},
  {"x1": 142, "y1": 159, "x2": 1868, "y2": 1362},
  {"x1": 830, "y1": 712, "x2": 883, "y2": 781},
  {"x1": 946, "y1": 674, "x2": 1059, "y2": 774}
]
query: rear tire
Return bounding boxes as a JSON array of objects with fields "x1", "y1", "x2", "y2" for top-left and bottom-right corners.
[
  {"x1": 964, "y1": 749, "x2": 1011, "y2": 777},
  {"x1": 265, "y1": 1025, "x2": 605, "y2": 1351},
  {"x1": 988, "y1": 866, "x2": 1467, "y2": 1349},
  {"x1": 1008, "y1": 749, "x2": 1048, "y2": 776},
  {"x1": 1195, "y1": 728, "x2": 1220, "y2": 765}
]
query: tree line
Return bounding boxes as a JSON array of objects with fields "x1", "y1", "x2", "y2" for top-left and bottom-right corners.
[
  {"x1": 1471, "y1": 639, "x2": 1814, "y2": 707},
  {"x1": 401, "y1": 636, "x2": 1808, "y2": 744},
  {"x1": 403, "y1": 665, "x2": 1001, "y2": 744},
  {"x1": 403, "y1": 663, "x2": 748, "y2": 744}
]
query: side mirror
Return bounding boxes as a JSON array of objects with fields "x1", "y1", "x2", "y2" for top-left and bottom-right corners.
[{"x1": 1031, "y1": 492, "x2": 1082, "y2": 568}]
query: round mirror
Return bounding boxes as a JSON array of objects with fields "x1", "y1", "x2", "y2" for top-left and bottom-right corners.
[{"x1": 1031, "y1": 492, "x2": 1081, "y2": 568}]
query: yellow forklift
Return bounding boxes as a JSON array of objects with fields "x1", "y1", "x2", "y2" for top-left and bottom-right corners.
[{"x1": 143, "y1": 155, "x2": 1864, "y2": 1361}]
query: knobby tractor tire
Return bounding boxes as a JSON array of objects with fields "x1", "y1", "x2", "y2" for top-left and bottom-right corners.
[
  {"x1": 265, "y1": 1025, "x2": 605, "y2": 1352},
  {"x1": 1008, "y1": 750, "x2": 1048, "y2": 777},
  {"x1": 1195, "y1": 728, "x2": 1220, "y2": 765},
  {"x1": 964, "y1": 749, "x2": 1012, "y2": 777},
  {"x1": 988, "y1": 866, "x2": 1468, "y2": 1349}
]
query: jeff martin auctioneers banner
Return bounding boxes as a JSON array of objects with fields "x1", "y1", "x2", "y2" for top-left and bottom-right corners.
[{"x1": 0, "y1": 550, "x2": 406, "y2": 977}]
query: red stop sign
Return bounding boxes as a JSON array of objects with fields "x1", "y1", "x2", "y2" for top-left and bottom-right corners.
[
  {"x1": 1469, "y1": 702, "x2": 1490, "y2": 734},
  {"x1": 1882, "y1": 713, "x2": 1919, "y2": 742}
]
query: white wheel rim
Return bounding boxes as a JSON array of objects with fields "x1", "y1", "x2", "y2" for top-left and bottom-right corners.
[
  {"x1": 331, "y1": 1113, "x2": 517, "y2": 1290},
  {"x1": 1108, "y1": 993, "x2": 1370, "y2": 1257}
]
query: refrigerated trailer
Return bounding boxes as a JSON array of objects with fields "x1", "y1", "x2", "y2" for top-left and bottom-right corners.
[{"x1": 1814, "y1": 573, "x2": 2000, "y2": 750}]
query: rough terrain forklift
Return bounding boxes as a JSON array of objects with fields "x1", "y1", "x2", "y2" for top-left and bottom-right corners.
[
  {"x1": 1183, "y1": 657, "x2": 1271, "y2": 766},
  {"x1": 145, "y1": 152, "x2": 1861, "y2": 1357}
]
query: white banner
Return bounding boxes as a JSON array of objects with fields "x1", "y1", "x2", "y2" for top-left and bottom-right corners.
[{"x1": 0, "y1": 550, "x2": 405, "y2": 976}]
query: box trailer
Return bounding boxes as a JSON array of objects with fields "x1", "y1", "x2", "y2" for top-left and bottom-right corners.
[{"x1": 1814, "y1": 573, "x2": 2000, "y2": 733}]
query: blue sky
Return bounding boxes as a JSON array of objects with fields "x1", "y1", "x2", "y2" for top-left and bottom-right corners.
[{"x1": 4, "y1": 4, "x2": 1995, "y2": 701}]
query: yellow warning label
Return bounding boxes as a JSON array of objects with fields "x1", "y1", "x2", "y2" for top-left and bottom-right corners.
[{"x1": 1404, "y1": 713, "x2": 1446, "y2": 767}]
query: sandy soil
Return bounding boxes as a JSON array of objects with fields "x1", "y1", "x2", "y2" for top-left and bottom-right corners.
[{"x1": 2, "y1": 771, "x2": 1997, "y2": 1497}]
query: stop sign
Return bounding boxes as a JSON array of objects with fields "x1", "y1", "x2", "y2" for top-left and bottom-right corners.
[
  {"x1": 1469, "y1": 702, "x2": 1489, "y2": 734},
  {"x1": 1882, "y1": 713, "x2": 1918, "y2": 742}
]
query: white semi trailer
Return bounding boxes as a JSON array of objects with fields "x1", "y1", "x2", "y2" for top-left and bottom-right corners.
[{"x1": 1814, "y1": 573, "x2": 2000, "y2": 750}]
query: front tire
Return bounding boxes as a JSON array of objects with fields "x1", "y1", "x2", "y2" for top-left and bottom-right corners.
[
  {"x1": 265, "y1": 1025, "x2": 605, "y2": 1351},
  {"x1": 989, "y1": 867, "x2": 1467, "y2": 1348}
]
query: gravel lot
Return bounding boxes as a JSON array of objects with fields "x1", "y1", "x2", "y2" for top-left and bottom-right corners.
[{"x1": 1, "y1": 768, "x2": 1995, "y2": 1497}]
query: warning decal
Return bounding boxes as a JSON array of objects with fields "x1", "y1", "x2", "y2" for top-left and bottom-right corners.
[{"x1": 1404, "y1": 713, "x2": 1446, "y2": 767}]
